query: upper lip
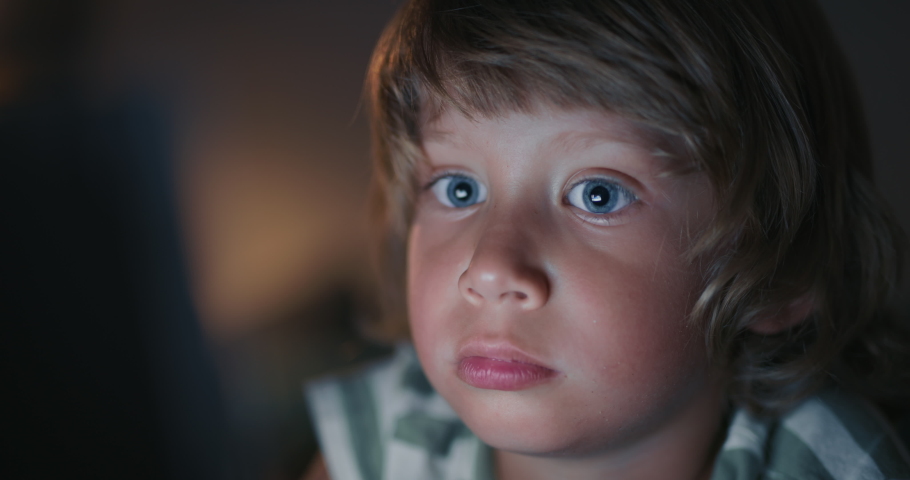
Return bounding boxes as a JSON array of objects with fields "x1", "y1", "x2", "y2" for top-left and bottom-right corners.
[{"x1": 455, "y1": 340, "x2": 557, "y2": 371}]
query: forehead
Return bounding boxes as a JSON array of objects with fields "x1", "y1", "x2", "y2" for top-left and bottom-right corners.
[{"x1": 426, "y1": 107, "x2": 637, "y2": 143}]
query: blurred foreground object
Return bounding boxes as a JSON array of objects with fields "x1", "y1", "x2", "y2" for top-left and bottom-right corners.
[{"x1": 0, "y1": 1, "x2": 228, "y2": 478}]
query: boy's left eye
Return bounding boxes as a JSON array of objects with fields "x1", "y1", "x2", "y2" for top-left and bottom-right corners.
[
  {"x1": 430, "y1": 174, "x2": 487, "y2": 208},
  {"x1": 566, "y1": 179, "x2": 636, "y2": 214}
]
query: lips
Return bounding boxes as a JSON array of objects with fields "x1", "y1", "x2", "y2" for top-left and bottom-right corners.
[{"x1": 455, "y1": 345, "x2": 558, "y2": 391}]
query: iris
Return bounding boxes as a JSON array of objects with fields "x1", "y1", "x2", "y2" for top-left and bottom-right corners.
[
  {"x1": 567, "y1": 179, "x2": 634, "y2": 214},
  {"x1": 430, "y1": 174, "x2": 487, "y2": 208}
]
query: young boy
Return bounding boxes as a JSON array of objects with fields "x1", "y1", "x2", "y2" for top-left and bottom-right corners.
[{"x1": 305, "y1": 0, "x2": 910, "y2": 478}]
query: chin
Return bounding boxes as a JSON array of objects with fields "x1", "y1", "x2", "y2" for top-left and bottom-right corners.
[{"x1": 451, "y1": 391, "x2": 600, "y2": 457}]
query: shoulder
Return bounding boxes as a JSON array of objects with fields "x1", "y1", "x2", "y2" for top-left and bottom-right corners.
[
  {"x1": 304, "y1": 343, "x2": 490, "y2": 480},
  {"x1": 713, "y1": 387, "x2": 910, "y2": 480}
]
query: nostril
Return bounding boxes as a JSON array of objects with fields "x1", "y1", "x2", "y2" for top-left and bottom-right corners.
[
  {"x1": 459, "y1": 263, "x2": 549, "y2": 309},
  {"x1": 499, "y1": 291, "x2": 528, "y2": 301}
]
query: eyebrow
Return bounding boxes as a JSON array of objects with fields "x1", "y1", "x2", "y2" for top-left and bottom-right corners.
[
  {"x1": 421, "y1": 128, "x2": 461, "y2": 146},
  {"x1": 551, "y1": 130, "x2": 643, "y2": 153},
  {"x1": 421, "y1": 125, "x2": 644, "y2": 150},
  {"x1": 421, "y1": 118, "x2": 693, "y2": 174},
  {"x1": 551, "y1": 128, "x2": 693, "y2": 177}
]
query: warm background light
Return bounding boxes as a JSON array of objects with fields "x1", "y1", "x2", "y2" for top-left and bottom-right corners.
[{"x1": 89, "y1": 0, "x2": 398, "y2": 341}]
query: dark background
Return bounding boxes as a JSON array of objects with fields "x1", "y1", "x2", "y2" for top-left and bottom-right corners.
[{"x1": 2, "y1": 1, "x2": 907, "y2": 479}]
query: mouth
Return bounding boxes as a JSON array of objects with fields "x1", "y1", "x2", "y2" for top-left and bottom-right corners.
[{"x1": 456, "y1": 345, "x2": 558, "y2": 391}]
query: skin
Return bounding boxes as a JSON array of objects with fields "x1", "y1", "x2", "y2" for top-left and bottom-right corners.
[{"x1": 407, "y1": 105, "x2": 726, "y2": 480}]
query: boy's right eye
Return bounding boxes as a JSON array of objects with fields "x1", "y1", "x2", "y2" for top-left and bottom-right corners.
[{"x1": 430, "y1": 174, "x2": 487, "y2": 208}]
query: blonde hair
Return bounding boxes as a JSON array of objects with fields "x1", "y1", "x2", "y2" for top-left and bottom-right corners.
[{"x1": 365, "y1": 0, "x2": 909, "y2": 413}]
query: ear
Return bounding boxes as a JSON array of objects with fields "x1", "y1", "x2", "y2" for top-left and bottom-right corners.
[{"x1": 748, "y1": 295, "x2": 817, "y2": 335}]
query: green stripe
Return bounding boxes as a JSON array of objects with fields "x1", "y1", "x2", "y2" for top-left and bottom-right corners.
[
  {"x1": 710, "y1": 449, "x2": 763, "y2": 480},
  {"x1": 817, "y1": 388, "x2": 910, "y2": 477},
  {"x1": 393, "y1": 412, "x2": 467, "y2": 456},
  {"x1": 401, "y1": 361, "x2": 434, "y2": 396},
  {"x1": 340, "y1": 375, "x2": 383, "y2": 480},
  {"x1": 766, "y1": 427, "x2": 836, "y2": 480},
  {"x1": 474, "y1": 443, "x2": 495, "y2": 480}
]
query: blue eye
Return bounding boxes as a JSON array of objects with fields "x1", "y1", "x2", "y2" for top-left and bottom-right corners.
[
  {"x1": 566, "y1": 179, "x2": 635, "y2": 214},
  {"x1": 430, "y1": 174, "x2": 487, "y2": 208}
]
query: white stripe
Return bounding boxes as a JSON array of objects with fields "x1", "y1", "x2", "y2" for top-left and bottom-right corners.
[
  {"x1": 373, "y1": 344, "x2": 464, "y2": 480},
  {"x1": 443, "y1": 435, "x2": 484, "y2": 480},
  {"x1": 306, "y1": 380, "x2": 364, "y2": 480},
  {"x1": 783, "y1": 397, "x2": 884, "y2": 480},
  {"x1": 384, "y1": 441, "x2": 436, "y2": 480},
  {"x1": 721, "y1": 410, "x2": 770, "y2": 461}
]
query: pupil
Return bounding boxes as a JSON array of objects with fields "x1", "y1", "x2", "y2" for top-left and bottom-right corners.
[
  {"x1": 589, "y1": 185, "x2": 609, "y2": 207},
  {"x1": 453, "y1": 182, "x2": 472, "y2": 200}
]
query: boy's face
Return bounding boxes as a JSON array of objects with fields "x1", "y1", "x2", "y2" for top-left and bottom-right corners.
[{"x1": 408, "y1": 106, "x2": 722, "y2": 457}]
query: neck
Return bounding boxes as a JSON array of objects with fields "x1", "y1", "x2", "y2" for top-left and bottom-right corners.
[{"x1": 494, "y1": 384, "x2": 727, "y2": 480}]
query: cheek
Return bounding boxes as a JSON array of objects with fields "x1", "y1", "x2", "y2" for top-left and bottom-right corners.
[
  {"x1": 553, "y1": 232, "x2": 707, "y2": 396},
  {"x1": 406, "y1": 223, "x2": 467, "y2": 355}
]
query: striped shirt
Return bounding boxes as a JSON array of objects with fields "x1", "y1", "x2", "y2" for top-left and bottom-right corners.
[{"x1": 305, "y1": 344, "x2": 910, "y2": 480}]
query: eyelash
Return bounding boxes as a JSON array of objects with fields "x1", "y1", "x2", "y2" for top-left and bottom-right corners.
[{"x1": 423, "y1": 169, "x2": 468, "y2": 191}]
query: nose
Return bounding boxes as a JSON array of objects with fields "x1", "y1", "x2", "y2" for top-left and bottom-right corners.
[{"x1": 458, "y1": 225, "x2": 550, "y2": 310}]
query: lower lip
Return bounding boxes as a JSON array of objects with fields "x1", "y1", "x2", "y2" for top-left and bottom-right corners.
[{"x1": 457, "y1": 357, "x2": 557, "y2": 391}]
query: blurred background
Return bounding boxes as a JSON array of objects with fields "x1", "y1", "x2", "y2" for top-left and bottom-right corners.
[{"x1": 1, "y1": 1, "x2": 907, "y2": 479}]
